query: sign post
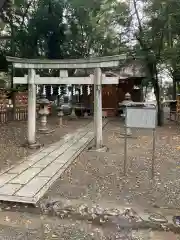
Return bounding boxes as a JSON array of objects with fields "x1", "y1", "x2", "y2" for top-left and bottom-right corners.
[
  {"x1": 124, "y1": 125, "x2": 128, "y2": 175},
  {"x1": 152, "y1": 128, "x2": 156, "y2": 179},
  {"x1": 124, "y1": 104, "x2": 157, "y2": 178}
]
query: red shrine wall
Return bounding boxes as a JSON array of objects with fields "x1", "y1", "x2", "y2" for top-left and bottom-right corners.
[
  {"x1": 81, "y1": 79, "x2": 142, "y2": 116},
  {"x1": 103, "y1": 79, "x2": 142, "y2": 106}
]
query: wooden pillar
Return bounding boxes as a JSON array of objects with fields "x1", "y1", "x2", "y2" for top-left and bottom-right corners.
[
  {"x1": 94, "y1": 68, "x2": 103, "y2": 149},
  {"x1": 27, "y1": 69, "x2": 37, "y2": 146}
]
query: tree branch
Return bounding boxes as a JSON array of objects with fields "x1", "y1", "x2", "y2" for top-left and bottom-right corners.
[{"x1": 20, "y1": 0, "x2": 34, "y2": 29}]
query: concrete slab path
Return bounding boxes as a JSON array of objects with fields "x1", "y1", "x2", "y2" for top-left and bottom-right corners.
[{"x1": 0, "y1": 121, "x2": 106, "y2": 204}]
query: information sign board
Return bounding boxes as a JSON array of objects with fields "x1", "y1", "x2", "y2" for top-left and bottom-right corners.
[{"x1": 126, "y1": 106, "x2": 156, "y2": 129}]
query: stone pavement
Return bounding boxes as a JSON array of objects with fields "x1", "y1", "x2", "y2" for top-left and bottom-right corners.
[{"x1": 0, "y1": 121, "x2": 107, "y2": 204}]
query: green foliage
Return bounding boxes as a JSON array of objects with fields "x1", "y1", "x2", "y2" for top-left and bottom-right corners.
[
  {"x1": 0, "y1": 0, "x2": 131, "y2": 62},
  {"x1": 161, "y1": 81, "x2": 173, "y2": 100},
  {"x1": 140, "y1": 0, "x2": 180, "y2": 81}
]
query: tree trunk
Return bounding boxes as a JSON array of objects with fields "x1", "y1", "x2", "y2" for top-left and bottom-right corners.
[
  {"x1": 154, "y1": 79, "x2": 162, "y2": 126},
  {"x1": 144, "y1": 85, "x2": 148, "y2": 100},
  {"x1": 10, "y1": 22, "x2": 15, "y2": 88},
  {"x1": 172, "y1": 71, "x2": 179, "y2": 99},
  {"x1": 177, "y1": 82, "x2": 180, "y2": 94},
  {"x1": 172, "y1": 77, "x2": 176, "y2": 100}
]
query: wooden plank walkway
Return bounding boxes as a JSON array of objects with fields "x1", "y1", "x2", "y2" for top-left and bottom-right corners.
[{"x1": 0, "y1": 121, "x2": 107, "y2": 204}]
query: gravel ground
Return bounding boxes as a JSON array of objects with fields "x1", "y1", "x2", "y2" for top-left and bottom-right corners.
[
  {"x1": 0, "y1": 210, "x2": 177, "y2": 240},
  {"x1": 1, "y1": 118, "x2": 180, "y2": 239},
  {"x1": 0, "y1": 224, "x2": 153, "y2": 240},
  {"x1": 0, "y1": 117, "x2": 91, "y2": 172},
  {"x1": 0, "y1": 210, "x2": 145, "y2": 239},
  {"x1": 43, "y1": 119, "x2": 180, "y2": 210}
]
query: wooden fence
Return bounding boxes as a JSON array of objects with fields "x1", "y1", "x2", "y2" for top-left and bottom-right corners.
[
  {"x1": 0, "y1": 91, "x2": 27, "y2": 123},
  {"x1": 0, "y1": 105, "x2": 40, "y2": 123},
  {"x1": 0, "y1": 90, "x2": 53, "y2": 123}
]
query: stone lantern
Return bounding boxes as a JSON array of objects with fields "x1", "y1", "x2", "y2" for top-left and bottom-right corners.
[{"x1": 38, "y1": 94, "x2": 53, "y2": 134}]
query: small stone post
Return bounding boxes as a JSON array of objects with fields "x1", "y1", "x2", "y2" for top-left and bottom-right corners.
[
  {"x1": 71, "y1": 85, "x2": 78, "y2": 119},
  {"x1": 57, "y1": 106, "x2": 64, "y2": 127},
  {"x1": 27, "y1": 69, "x2": 39, "y2": 148},
  {"x1": 71, "y1": 106, "x2": 77, "y2": 119},
  {"x1": 94, "y1": 68, "x2": 103, "y2": 149},
  {"x1": 11, "y1": 90, "x2": 16, "y2": 120},
  {"x1": 84, "y1": 111, "x2": 88, "y2": 118}
]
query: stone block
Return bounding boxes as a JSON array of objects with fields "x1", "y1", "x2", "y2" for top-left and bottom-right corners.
[
  {"x1": 32, "y1": 157, "x2": 54, "y2": 168},
  {"x1": 0, "y1": 174, "x2": 17, "y2": 187},
  {"x1": 10, "y1": 168, "x2": 42, "y2": 185},
  {"x1": 15, "y1": 176, "x2": 50, "y2": 198},
  {"x1": 0, "y1": 184, "x2": 22, "y2": 195},
  {"x1": 34, "y1": 168, "x2": 67, "y2": 202},
  {"x1": 40, "y1": 146, "x2": 57, "y2": 154},
  {"x1": 38, "y1": 162, "x2": 64, "y2": 177},
  {"x1": 48, "y1": 143, "x2": 71, "y2": 158},
  {"x1": 7, "y1": 162, "x2": 31, "y2": 174},
  {"x1": 28, "y1": 152, "x2": 47, "y2": 163}
]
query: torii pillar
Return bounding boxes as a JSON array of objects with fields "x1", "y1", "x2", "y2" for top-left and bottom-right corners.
[
  {"x1": 94, "y1": 68, "x2": 103, "y2": 149},
  {"x1": 27, "y1": 69, "x2": 40, "y2": 149}
]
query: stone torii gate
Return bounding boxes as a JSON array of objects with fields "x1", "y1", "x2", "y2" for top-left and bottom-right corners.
[{"x1": 6, "y1": 55, "x2": 126, "y2": 149}]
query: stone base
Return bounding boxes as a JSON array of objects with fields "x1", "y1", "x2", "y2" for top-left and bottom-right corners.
[
  {"x1": 22, "y1": 141, "x2": 42, "y2": 149},
  {"x1": 70, "y1": 115, "x2": 78, "y2": 120},
  {"x1": 83, "y1": 116, "x2": 91, "y2": 120},
  {"x1": 38, "y1": 128, "x2": 55, "y2": 134},
  {"x1": 119, "y1": 134, "x2": 137, "y2": 139},
  {"x1": 83, "y1": 112, "x2": 90, "y2": 118},
  {"x1": 119, "y1": 129, "x2": 137, "y2": 138},
  {"x1": 58, "y1": 124, "x2": 67, "y2": 128},
  {"x1": 88, "y1": 145, "x2": 109, "y2": 152},
  {"x1": 60, "y1": 117, "x2": 68, "y2": 124},
  {"x1": 70, "y1": 109, "x2": 78, "y2": 119}
]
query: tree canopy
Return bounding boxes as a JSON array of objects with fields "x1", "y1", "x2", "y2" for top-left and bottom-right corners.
[
  {"x1": 1, "y1": 0, "x2": 180, "y2": 125},
  {"x1": 0, "y1": 0, "x2": 131, "y2": 59}
]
